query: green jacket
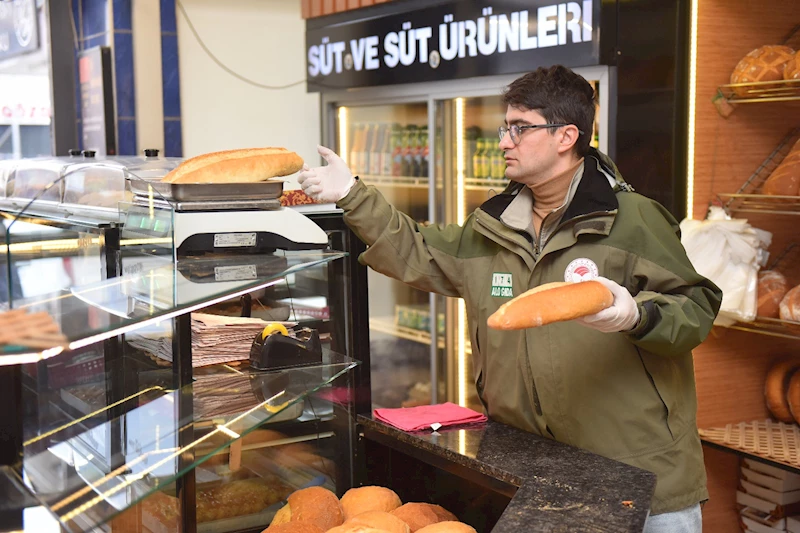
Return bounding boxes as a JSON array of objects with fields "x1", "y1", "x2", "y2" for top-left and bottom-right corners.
[{"x1": 338, "y1": 149, "x2": 722, "y2": 514}]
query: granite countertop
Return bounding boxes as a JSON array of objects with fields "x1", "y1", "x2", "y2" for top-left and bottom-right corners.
[{"x1": 359, "y1": 415, "x2": 655, "y2": 533}]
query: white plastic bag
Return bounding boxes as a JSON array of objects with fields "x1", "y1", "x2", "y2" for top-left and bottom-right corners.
[{"x1": 680, "y1": 206, "x2": 772, "y2": 326}]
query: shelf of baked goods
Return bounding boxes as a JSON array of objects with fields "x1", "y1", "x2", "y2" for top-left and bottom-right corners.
[
  {"x1": 9, "y1": 352, "x2": 357, "y2": 533},
  {"x1": 360, "y1": 174, "x2": 508, "y2": 192},
  {"x1": 0, "y1": 250, "x2": 346, "y2": 365},
  {"x1": 717, "y1": 127, "x2": 800, "y2": 216},
  {"x1": 716, "y1": 78, "x2": 800, "y2": 105},
  {"x1": 723, "y1": 316, "x2": 800, "y2": 341},
  {"x1": 699, "y1": 420, "x2": 800, "y2": 475}
]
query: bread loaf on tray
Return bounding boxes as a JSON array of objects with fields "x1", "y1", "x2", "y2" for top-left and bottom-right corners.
[
  {"x1": 162, "y1": 147, "x2": 303, "y2": 184},
  {"x1": 487, "y1": 281, "x2": 614, "y2": 330}
]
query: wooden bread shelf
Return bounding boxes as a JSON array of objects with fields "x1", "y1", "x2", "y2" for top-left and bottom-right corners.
[
  {"x1": 716, "y1": 193, "x2": 800, "y2": 216},
  {"x1": 700, "y1": 420, "x2": 800, "y2": 475},
  {"x1": 722, "y1": 316, "x2": 800, "y2": 341},
  {"x1": 716, "y1": 79, "x2": 800, "y2": 105}
]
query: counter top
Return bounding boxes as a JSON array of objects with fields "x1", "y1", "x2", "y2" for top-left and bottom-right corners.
[{"x1": 359, "y1": 415, "x2": 655, "y2": 533}]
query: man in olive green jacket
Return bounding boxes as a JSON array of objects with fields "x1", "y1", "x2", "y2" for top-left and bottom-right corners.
[{"x1": 299, "y1": 66, "x2": 721, "y2": 532}]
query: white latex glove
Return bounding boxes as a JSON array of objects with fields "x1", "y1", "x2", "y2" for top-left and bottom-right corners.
[
  {"x1": 575, "y1": 276, "x2": 640, "y2": 333},
  {"x1": 297, "y1": 145, "x2": 356, "y2": 204}
]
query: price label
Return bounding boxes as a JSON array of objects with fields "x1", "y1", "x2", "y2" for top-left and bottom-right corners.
[
  {"x1": 213, "y1": 233, "x2": 257, "y2": 248},
  {"x1": 214, "y1": 265, "x2": 258, "y2": 281}
]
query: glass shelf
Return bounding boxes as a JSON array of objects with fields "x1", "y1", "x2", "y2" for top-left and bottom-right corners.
[
  {"x1": 13, "y1": 353, "x2": 357, "y2": 533},
  {"x1": 0, "y1": 250, "x2": 347, "y2": 365}
]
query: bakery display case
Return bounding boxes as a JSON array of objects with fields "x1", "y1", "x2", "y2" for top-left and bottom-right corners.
[
  {"x1": 0, "y1": 169, "x2": 370, "y2": 532},
  {"x1": 324, "y1": 68, "x2": 612, "y2": 412}
]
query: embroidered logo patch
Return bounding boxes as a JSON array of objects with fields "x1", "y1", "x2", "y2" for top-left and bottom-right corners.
[
  {"x1": 564, "y1": 258, "x2": 599, "y2": 282},
  {"x1": 491, "y1": 272, "x2": 513, "y2": 297}
]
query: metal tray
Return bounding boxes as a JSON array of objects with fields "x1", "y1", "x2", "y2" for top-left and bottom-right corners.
[{"x1": 129, "y1": 178, "x2": 283, "y2": 202}]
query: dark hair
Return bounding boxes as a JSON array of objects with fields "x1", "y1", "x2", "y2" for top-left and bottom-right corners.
[{"x1": 502, "y1": 65, "x2": 596, "y2": 157}]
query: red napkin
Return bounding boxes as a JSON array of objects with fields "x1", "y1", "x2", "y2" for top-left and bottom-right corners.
[{"x1": 374, "y1": 402, "x2": 487, "y2": 432}]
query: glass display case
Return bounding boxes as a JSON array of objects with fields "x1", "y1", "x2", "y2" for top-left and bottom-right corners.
[
  {"x1": 0, "y1": 166, "x2": 369, "y2": 533},
  {"x1": 324, "y1": 68, "x2": 612, "y2": 412}
]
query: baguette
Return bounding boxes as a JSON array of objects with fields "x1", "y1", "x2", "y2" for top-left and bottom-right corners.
[
  {"x1": 487, "y1": 281, "x2": 614, "y2": 330},
  {"x1": 162, "y1": 147, "x2": 303, "y2": 184}
]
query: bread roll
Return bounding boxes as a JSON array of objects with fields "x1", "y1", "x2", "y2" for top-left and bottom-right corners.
[
  {"x1": 730, "y1": 45, "x2": 795, "y2": 96},
  {"x1": 344, "y1": 511, "x2": 410, "y2": 533},
  {"x1": 780, "y1": 285, "x2": 800, "y2": 322},
  {"x1": 391, "y1": 503, "x2": 458, "y2": 532},
  {"x1": 416, "y1": 522, "x2": 477, "y2": 533},
  {"x1": 162, "y1": 147, "x2": 303, "y2": 184},
  {"x1": 765, "y1": 359, "x2": 800, "y2": 422},
  {"x1": 785, "y1": 52, "x2": 800, "y2": 80},
  {"x1": 757, "y1": 270, "x2": 789, "y2": 318},
  {"x1": 340, "y1": 486, "x2": 402, "y2": 520},
  {"x1": 326, "y1": 526, "x2": 394, "y2": 533},
  {"x1": 267, "y1": 487, "x2": 344, "y2": 531},
  {"x1": 787, "y1": 371, "x2": 800, "y2": 425},
  {"x1": 762, "y1": 150, "x2": 800, "y2": 196},
  {"x1": 487, "y1": 281, "x2": 614, "y2": 330},
  {"x1": 261, "y1": 523, "x2": 324, "y2": 533}
]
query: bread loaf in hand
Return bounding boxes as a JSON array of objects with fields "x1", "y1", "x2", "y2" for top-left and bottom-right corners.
[
  {"x1": 162, "y1": 147, "x2": 303, "y2": 184},
  {"x1": 487, "y1": 281, "x2": 614, "y2": 330}
]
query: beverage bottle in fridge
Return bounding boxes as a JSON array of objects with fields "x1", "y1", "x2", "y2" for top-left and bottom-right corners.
[
  {"x1": 381, "y1": 124, "x2": 398, "y2": 175},
  {"x1": 472, "y1": 138, "x2": 485, "y2": 180},
  {"x1": 350, "y1": 124, "x2": 364, "y2": 175},
  {"x1": 490, "y1": 141, "x2": 505, "y2": 180},
  {"x1": 402, "y1": 125, "x2": 417, "y2": 177},
  {"x1": 391, "y1": 127, "x2": 404, "y2": 177},
  {"x1": 369, "y1": 123, "x2": 386, "y2": 176},
  {"x1": 419, "y1": 126, "x2": 429, "y2": 177},
  {"x1": 363, "y1": 124, "x2": 377, "y2": 176},
  {"x1": 412, "y1": 126, "x2": 425, "y2": 178}
]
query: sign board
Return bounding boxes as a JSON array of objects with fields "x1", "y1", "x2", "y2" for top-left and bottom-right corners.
[
  {"x1": 306, "y1": 0, "x2": 600, "y2": 90},
  {"x1": 0, "y1": 0, "x2": 38, "y2": 61}
]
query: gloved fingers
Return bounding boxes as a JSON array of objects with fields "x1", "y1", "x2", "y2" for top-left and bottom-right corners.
[
  {"x1": 299, "y1": 177, "x2": 321, "y2": 193},
  {"x1": 297, "y1": 169, "x2": 317, "y2": 185},
  {"x1": 304, "y1": 184, "x2": 324, "y2": 197},
  {"x1": 317, "y1": 145, "x2": 340, "y2": 163},
  {"x1": 577, "y1": 307, "x2": 616, "y2": 324},
  {"x1": 591, "y1": 276, "x2": 632, "y2": 303},
  {"x1": 302, "y1": 164, "x2": 310, "y2": 171}
]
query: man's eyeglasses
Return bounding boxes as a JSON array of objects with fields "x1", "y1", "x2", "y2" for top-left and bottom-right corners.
[{"x1": 498, "y1": 124, "x2": 585, "y2": 145}]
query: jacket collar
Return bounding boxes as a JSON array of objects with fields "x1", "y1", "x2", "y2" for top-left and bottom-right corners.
[{"x1": 480, "y1": 148, "x2": 621, "y2": 228}]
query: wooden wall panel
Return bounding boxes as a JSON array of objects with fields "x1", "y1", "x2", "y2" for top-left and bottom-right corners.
[{"x1": 692, "y1": 1, "x2": 800, "y2": 532}]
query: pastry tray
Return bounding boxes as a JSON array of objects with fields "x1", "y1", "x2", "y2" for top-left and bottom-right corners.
[{"x1": 129, "y1": 178, "x2": 284, "y2": 202}]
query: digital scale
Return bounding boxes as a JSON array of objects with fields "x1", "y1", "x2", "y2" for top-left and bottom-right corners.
[{"x1": 128, "y1": 179, "x2": 329, "y2": 256}]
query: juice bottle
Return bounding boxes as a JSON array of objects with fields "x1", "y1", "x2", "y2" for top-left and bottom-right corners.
[
  {"x1": 472, "y1": 138, "x2": 485, "y2": 180},
  {"x1": 391, "y1": 127, "x2": 404, "y2": 177}
]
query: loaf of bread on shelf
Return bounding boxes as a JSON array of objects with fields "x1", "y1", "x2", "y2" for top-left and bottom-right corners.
[
  {"x1": 342, "y1": 511, "x2": 410, "y2": 533},
  {"x1": 416, "y1": 522, "x2": 477, "y2": 533},
  {"x1": 765, "y1": 358, "x2": 800, "y2": 422},
  {"x1": 487, "y1": 281, "x2": 614, "y2": 330},
  {"x1": 340, "y1": 486, "x2": 403, "y2": 520},
  {"x1": 730, "y1": 45, "x2": 795, "y2": 96},
  {"x1": 391, "y1": 503, "x2": 458, "y2": 532},
  {"x1": 785, "y1": 52, "x2": 800, "y2": 80},
  {"x1": 267, "y1": 486, "x2": 344, "y2": 531},
  {"x1": 162, "y1": 147, "x2": 303, "y2": 184},
  {"x1": 787, "y1": 370, "x2": 800, "y2": 426},
  {"x1": 260, "y1": 523, "x2": 324, "y2": 533},
  {"x1": 762, "y1": 149, "x2": 800, "y2": 196},
  {"x1": 326, "y1": 525, "x2": 397, "y2": 533},
  {"x1": 779, "y1": 285, "x2": 800, "y2": 322},
  {"x1": 757, "y1": 270, "x2": 789, "y2": 318}
]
